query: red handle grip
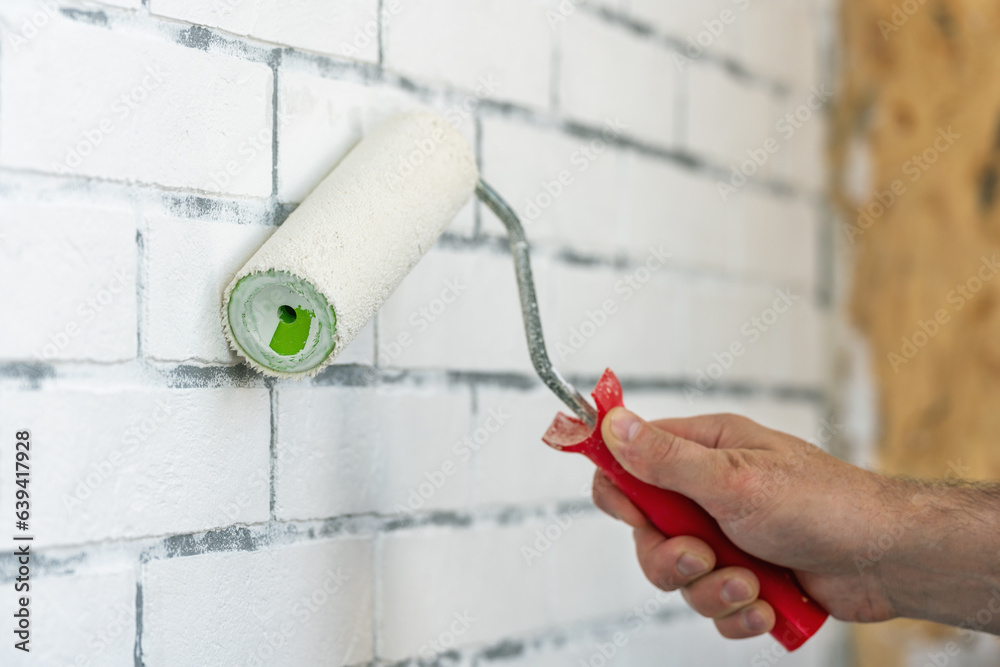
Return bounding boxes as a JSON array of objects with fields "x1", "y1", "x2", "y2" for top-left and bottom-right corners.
[{"x1": 542, "y1": 369, "x2": 827, "y2": 652}]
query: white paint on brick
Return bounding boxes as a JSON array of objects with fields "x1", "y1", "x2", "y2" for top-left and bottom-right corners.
[
  {"x1": 0, "y1": 14, "x2": 273, "y2": 196},
  {"x1": 686, "y1": 62, "x2": 771, "y2": 166},
  {"x1": 551, "y1": 263, "x2": 688, "y2": 378},
  {"x1": 377, "y1": 524, "x2": 549, "y2": 660},
  {"x1": 736, "y1": 191, "x2": 817, "y2": 288},
  {"x1": 622, "y1": 151, "x2": 737, "y2": 272},
  {"x1": 377, "y1": 248, "x2": 554, "y2": 373},
  {"x1": 742, "y1": 0, "x2": 818, "y2": 88},
  {"x1": 144, "y1": 215, "x2": 275, "y2": 364},
  {"x1": 480, "y1": 115, "x2": 622, "y2": 255},
  {"x1": 274, "y1": 384, "x2": 472, "y2": 519},
  {"x1": 0, "y1": 388, "x2": 270, "y2": 545},
  {"x1": 0, "y1": 202, "x2": 137, "y2": 362},
  {"x1": 149, "y1": 0, "x2": 380, "y2": 63},
  {"x1": 384, "y1": 0, "x2": 553, "y2": 110},
  {"x1": 551, "y1": 513, "x2": 672, "y2": 625},
  {"x1": 3, "y1": 569, "x2": 136, "y2": 667},
  {"x1": 559, "y1": 12, "x2": 675, "y2": 147},
  {"x1": 143, "y1": 538, "x2": 374, "y2": 667},
  {"x1": 474, "y1": 386, "x2": 595, "y2": 507}
]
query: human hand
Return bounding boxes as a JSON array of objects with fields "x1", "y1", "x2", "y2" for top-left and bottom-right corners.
[{"x1": 592, "y1": 410, "x2": 903, "y2": 639}]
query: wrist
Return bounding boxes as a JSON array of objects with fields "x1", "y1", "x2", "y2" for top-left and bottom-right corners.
[{"x1": 873, "y1": 478, "x2": 1000, "y2": 629}]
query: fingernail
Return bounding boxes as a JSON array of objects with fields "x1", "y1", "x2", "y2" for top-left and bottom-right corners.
[
  {"x1": 721, "y1": 578, "x2": 753, "y2": 604},
  {"x1": 610, "y1": 410, "x2": 642, "y2": 444},
  {"x1": 676, "y1": 552, "x2": 710, "y2": 577},
  {"x1": 743, "y1": 608, "x2": 769, "y2": 633}
]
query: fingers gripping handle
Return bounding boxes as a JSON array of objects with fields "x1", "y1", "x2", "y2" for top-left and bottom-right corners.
[{"x1": 542, "y1": 369, "x2": 828, "y2": 652}]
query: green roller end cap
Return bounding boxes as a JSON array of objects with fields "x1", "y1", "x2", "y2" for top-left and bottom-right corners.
[
  {"x1": 269, "y1": 306, "x2": 314, "y2": 356},
  {"x1": 226, "y1": 270, "x2": 337, "y2": 375}
]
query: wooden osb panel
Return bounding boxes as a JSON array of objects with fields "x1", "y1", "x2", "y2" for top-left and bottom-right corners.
[{"x1": 832, "y1": 0, "x2": 1000, "y2": 664}]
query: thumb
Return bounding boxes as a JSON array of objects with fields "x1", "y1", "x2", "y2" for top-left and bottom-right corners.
[{"x1": 602, "y1": 407, "x2": 720, "y2": 502}]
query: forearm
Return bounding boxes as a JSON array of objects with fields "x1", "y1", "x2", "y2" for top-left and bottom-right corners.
[{"x1": 878, "y1": 478, "x2": 1000, "y2": 633}]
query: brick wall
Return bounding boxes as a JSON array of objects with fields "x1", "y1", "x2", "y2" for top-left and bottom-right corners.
[{"x1": 0, "y1": 0, "x2": 847, "y2": 665}]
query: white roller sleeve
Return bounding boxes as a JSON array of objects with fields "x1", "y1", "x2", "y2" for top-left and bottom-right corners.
[{"x1": 222, "y1": 111, "x2": 478, "y2": 378}]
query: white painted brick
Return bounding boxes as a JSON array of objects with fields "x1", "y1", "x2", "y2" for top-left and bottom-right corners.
[
  {"x1": 143, "y1": 538, "x2": 374, "y2": 667},
  {"x1": 0, "y1": 388, "x2": 270, "y2": 545},
  {"x1": 378, "y1": 524, "x2": 549, "y2": 660},
  {"x1": 551, "y1": 263, "x2": 689, "y2": 379},
  {"x1": 276, "y1": 70, "x2": 475, "y2": 232},
  {"x1": 274, "y1": 384, "x2": 472, "y2": 519},
  {"x1": 0, "y1": 202, "x2": 136, "y2": 363},
  {"x1": 559, "y1": 13, "x2": 675, "y2": 147},
  {"x1": 149, "y1": 0, "x2": 380, "y2": 63},
  {"x1": 480, "y1": 116, "x2": 622, "y2": 255},
  {"x1": 0, "y1": 14, "x2": 273, "y2": 196},
  {"x1": 2, "y1": 569, "x2": 135, "y2": 667},
  {"x1": 686, "y1": 63, "x2": 771, "y2": 166},
  {"x1": 473, "y1": 386, "x2": 594, "y2": 507},
  {"x1": 741, "y1": 399, "x2": 823, "y2": 444},
  {"x1": 616, "y1": 613, "x2": 734, "y2": 665},
  {"x1": 622, "y1": 152, "x2": 738, "y2": 272},
  {"x1": 144, "y1": 215, "x2": 274, "y2": 364},
  {"x1": 384, "y1": 0, "x2": 553, "y2": 110},
  {"x1": 551, "y1": 513, "x2": 671, "y2": 625},
  {"x1": 377, "y1": 248, "x2": 554, "y2": 373},
  {"x1": 735, "y1": 192, "x2": 817, "y2": 288},
  {"x1": 741, "y1": 0, "x2": 818, "y2": 88},
  {"x1": 628, "y1": 0, "x2": 744, "y2": 64}
]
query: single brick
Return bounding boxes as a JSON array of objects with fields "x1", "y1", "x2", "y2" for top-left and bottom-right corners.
[
  {"x1": 274, "y1": 384, "x2": 473, "y2": 519},
  {"x1": 384, "y1": 0, "x2": 553, "y2": 110},
  {"x1": 2, "y1": 569, "x2": 135, "y2": 667},
  {"x1": 377, "y1": 523, "x2": 549, "y2": 660},
  {"x1": 149, "y1": 0, "x2": 381, "y2": 62},
  {"x1": 559, "y1": 13, "x2": 675, "y2": 147},
  {"x1": 0, "y1": 202, "x2": 136, "y2": 363},
  {"x1": 0, "y1": 387, "x2": 270, "y2": 545},
  {"x1": 142, "y1": 537, "x2": 374, "y2": 667},
  {"x1": 0, "y1": 14, "x2": 273, "y2": 196}
]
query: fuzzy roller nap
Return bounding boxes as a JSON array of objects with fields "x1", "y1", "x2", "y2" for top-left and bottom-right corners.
[{"x1": 222, "y1": 112, "x2": 478, "y2": 378}]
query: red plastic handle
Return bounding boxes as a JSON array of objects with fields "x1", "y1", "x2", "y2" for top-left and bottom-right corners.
[{"x1": 542, "y1": 369, "x2": 828, "y2": 651}]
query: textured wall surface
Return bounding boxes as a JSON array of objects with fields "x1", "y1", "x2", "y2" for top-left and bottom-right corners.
[
  {"x1": 833, "y1": 0, "x2": 1000, "y2": 664},
  {"x1": 0, "y1": 0, "x2": 843, "y2": 665}
]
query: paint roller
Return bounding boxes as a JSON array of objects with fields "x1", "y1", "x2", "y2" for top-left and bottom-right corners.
[{"x1": 221, "y1": 111, "x2": 828, "y2": 650}]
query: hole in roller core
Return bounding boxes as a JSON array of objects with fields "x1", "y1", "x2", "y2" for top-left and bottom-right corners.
[{"x1": 278, "y1": 305, "x2": 297, "y2": 324}]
